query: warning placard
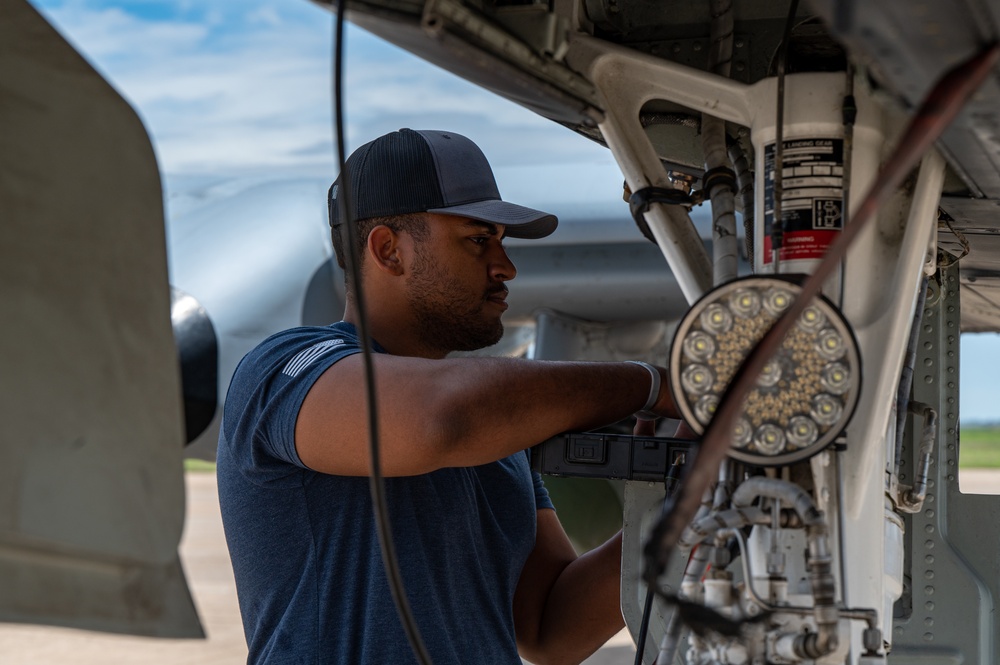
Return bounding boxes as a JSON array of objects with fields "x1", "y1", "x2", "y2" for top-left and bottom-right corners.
[{"x1": 763, "y1": 138, "x2": 844, "y2": 263}]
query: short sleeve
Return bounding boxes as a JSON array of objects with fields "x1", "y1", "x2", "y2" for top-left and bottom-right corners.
[
  {"x1": 220, "y1": 325, "x2": 365, "y2": 486},
  {"x1": 532, "y1": 470, "x2": 554, "y2": 511}
]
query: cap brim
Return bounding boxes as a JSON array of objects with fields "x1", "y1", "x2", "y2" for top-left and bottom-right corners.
[{"x1": 428, "y1": 199, "x2": 558, "y2": 239}]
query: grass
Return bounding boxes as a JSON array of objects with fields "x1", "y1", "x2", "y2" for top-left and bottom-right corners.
[
  {"x1": 184, "y1": 458, "x2": 217, "y2": 473},
  {"x1": 960, "y1": 425, "x2": 1000, "y2": 468},
  {"x1": 179, "y1": 428, "x2": 1000, "y2": 472}
]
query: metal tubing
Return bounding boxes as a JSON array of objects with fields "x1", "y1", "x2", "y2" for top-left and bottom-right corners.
[
  {"x1": 678, "y1": 506, "x2": 769, "y2": 552},
  {"x1": 893, "y1": 277, "x2": 929, "y2": 474},
  {"x1": 731, "y1": 477, "x2": 839, "y2": 657},
  {"x1": 898, "y1": 400, "x2": 938, "y2": 512},
  {"x1": 705, "y1": 0, "x2": 738, "y2": 286},
  {"x1": 656, "y1": 549, "x2": 711, "y2": 665},
  {"x1": 727, "y1": 139, "x2": 755, "y2": 268}
]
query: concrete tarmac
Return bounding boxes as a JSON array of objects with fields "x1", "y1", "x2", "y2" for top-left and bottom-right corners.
[
  {"x1": 0, "y1": 470, "x2": 997, "y2": 665},
  {"x1": 0, "y1": 472, "x2": 636, "y2": 665}
]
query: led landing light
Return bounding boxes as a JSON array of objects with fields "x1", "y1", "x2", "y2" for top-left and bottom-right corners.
[{"x1": 669, "y1": 276, "x2": 861, "y2": 466}]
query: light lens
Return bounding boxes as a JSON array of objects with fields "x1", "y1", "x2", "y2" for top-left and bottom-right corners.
[
  {"x1": 694, "y1": 394, "x2": 719, "y2": 424},
  {"x1": 733, "y1": 418, "x2": 753, "y2": 447},
  {"x1": 756, "y1": 359, "x2": 782, "y2": 388},
  {"x1": 816, "y1": 329, "x2": 846, "y2": 360},
  {"x1": 730, "y1": 289, "x2": 761, "y2": 318},
  {"x1": 821, "y1": 363, "x2": 850, "y2": 395},
  {"x1": 799, "y1": 305, "x2": 826, "y2": 332},
  {"x1": 681, "y1": 364, "x2": 714, "y2": 395},
  {"x1": 683, "y1": 331, "x2": 716, "y2": 362},
  {"x1": 668, "y1": 276, "x2": 861, "y2": 466},
  {"x1": 701, "y1": 304, "x2": 733, "y2": 335},
  {"x1": 786, "y1": 416, "x2": 819, "y2": 448},
  {"x1": 763, "y1": 287, "x2": 792, "y2": 316},
  {"x1": 753, "y1": 424, "x2": 785, "y2": 455},
  {"x1": 811, "y1": 393, "x2": 843, "y2": 427}
]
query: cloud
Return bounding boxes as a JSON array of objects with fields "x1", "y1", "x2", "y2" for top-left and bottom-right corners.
[{"x1": 30, "y1": 0, "x2": 610, "y2": 176}]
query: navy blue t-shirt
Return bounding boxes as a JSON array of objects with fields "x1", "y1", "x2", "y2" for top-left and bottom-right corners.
[{"x1": 217, "y1": 321, "x2": 553, "y2": 664}]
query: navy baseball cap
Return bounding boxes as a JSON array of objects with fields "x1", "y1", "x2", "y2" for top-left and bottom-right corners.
[{"x1": 329, "y1": 129, "x2": 558, "y2": 239}]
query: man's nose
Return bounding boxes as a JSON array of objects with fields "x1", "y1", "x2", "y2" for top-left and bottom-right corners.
[{"x1": 490, "y1": 244, "x2": 517, "y2": 281}]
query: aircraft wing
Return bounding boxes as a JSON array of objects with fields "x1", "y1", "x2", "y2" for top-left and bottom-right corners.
[
  {"x1": 0, "y1": 0, "x2": 201, "y2": 637},
  {"x1": 322, "y1": 0, "x2": 1000, "y2": 330}
]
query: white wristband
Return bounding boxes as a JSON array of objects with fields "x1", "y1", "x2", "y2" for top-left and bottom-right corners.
[{"x1": 626, "y1": 360, "x2": 660, "y2": 420}]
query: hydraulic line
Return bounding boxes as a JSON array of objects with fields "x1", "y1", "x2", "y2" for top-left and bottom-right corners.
[
  {"x1": 704, "y1": 0, "x2": 738, "y2": 286},
  {"x1": 642, "y1": 43, "x2": 1000, "y2": 594},
  {"x1": 893, "y1": 277, "x2": 929, "y2": 477},
  {"x1": 727, "y1": 137, "x2": 755, "y2": 270},
  {"x1": 838, "y1": 64, "x2": 857, "y2": 308},
  {"x1": 898, "y1": 401, "x2": 939, "y2": 512},
  {"x1": 732, "y1": 478, "x2": 838, "y2": 657},
  {"x1": 656, "y1": 547, "x2": 712, "y2": 665}
]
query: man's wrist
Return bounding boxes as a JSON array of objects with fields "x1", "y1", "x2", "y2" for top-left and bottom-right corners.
[{"x1": 625, "y1": 360, "x2": 660, "y2": 420}]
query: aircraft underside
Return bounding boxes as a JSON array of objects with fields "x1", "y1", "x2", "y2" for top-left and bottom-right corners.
[
  {"x1": 4, "y1": 0, "x2": 1000, "y2": 662},
  {"x1": 321, "y1": 0, "x2": 1000, "y2": 662}
]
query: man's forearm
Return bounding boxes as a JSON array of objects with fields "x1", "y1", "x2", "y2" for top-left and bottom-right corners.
[{"x1": 530, "y1": 531, "x2": 625, "y2": 665}]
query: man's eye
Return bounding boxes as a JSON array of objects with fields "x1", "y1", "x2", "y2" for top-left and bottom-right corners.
[{"x1": 470, "y1": 236, "x2": 488, "y2": 246}]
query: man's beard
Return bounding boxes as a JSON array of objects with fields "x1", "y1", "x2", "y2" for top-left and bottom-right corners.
[{"x1": 406, "y1": 247, "x2": 505, "y2": 353}]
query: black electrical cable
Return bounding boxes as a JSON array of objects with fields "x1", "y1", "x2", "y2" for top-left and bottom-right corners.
[
  {"x1": 633, "y1": 585, "x2": 656, "y2": 665},
  {"x1": 330, "y1": 4, "x2": 434, "y2": 663},
  {"x1": 770, "y1": 0, "x2": 800, "y2": 272},
  {"x1": 633, "y1": 457, "x2": 685, "y2": 665}
]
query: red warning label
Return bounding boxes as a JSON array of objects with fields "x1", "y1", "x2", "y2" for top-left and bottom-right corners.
[
  {"x1": 763, "y1": 229, "x2": 841, "y2": 261},
  {"x1": 763, "y1": 138, "x2": 844, "y2": 264}
]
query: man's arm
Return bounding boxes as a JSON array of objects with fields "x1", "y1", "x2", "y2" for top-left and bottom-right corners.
[
  {"x1": 513, "y1": 511, "x2": 623, "y2": 665},
  {"x1": 512, "y1": 418, "x2": 659, "y2": 665},
  {"x1": 295, "y1": 355, "x2": 676, "y2": 476}
]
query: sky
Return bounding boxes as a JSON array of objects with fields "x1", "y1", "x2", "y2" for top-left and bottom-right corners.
[{"x1": 28, "y1": 0, "x2": 1000, "y2": 423}]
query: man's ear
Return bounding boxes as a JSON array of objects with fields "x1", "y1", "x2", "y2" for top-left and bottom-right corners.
[{"x1": 367, "y1": 225, "x2": 405, "y2": 276}]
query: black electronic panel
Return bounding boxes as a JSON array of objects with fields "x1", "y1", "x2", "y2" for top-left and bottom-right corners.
[{"x1": 531, "y1": 433, "x2": 698, "y2": 482}]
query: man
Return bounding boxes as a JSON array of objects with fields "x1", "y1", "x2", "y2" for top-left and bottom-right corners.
[{"x1": 218, "y1": 128, "x2": 680, "y2": 664}]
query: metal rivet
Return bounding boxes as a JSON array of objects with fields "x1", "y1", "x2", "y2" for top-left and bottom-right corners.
[
  {"x1": 925, "y1": 585, "x2": 935, "y2": 595},
  {"x1": 924, "y1": 632, "x2": 934, "y2": 641},
  {"x1": 925, "y1": 617, "x2": 934, "y2": 627},
  {"x1": 925, "y1": 570, "x2": 935, "y2": 579},
  {"x1": 924, "y1": 539, "x2": 935, "y2": 549},
  {"x1": 925, "y1": 601, "x2": 935, "y2": 611},
  {"x1": 925, "y1": 509, "x2": 935, "y2": 518},
  {"x1": 925, "y1": 525, "x2": 936, "y2": 534},
  {"x1": 925, "y1": 554, "x2": 934, "y2": 564}
]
